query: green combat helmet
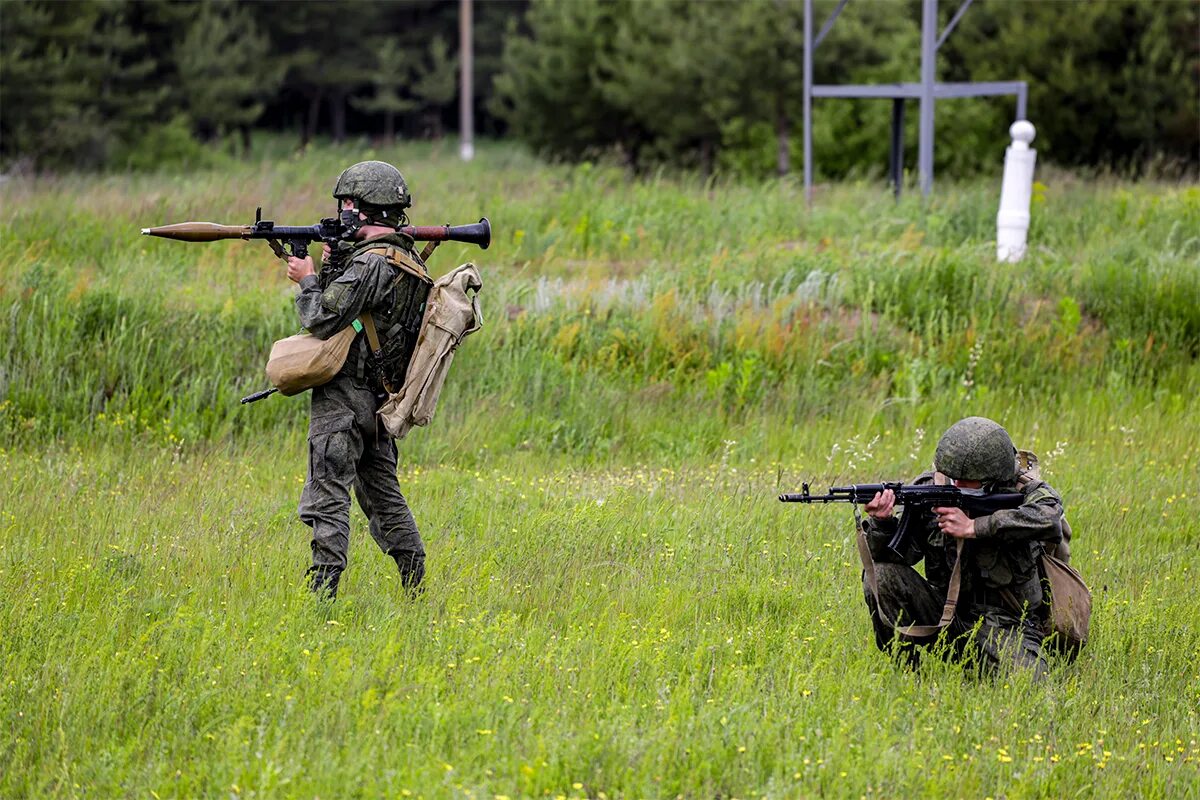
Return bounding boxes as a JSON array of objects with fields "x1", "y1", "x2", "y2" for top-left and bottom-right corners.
[
  {"x1": 934, "y1": 416, "x2": 1018, "y2": 484},
  {"x1": 333, "y1": 160, "x2": 411, "y2": 210}
]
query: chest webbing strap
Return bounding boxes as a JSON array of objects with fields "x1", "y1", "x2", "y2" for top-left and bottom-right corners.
[{"x1": 353, "y1": 246, "x2": 429, "y2": 393}]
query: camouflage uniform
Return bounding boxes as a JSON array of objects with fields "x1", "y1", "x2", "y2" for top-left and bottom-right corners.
[
  {"x1": 861, "y1": 419, "x2": 1065, "y2": 678},
  {"x1": 295, "y1": 231, "x2": 426, "y2": 597}
]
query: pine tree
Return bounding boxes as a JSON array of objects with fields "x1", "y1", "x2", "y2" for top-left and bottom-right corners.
[
  {"x1": 412, "y1": 36, "x2": 458, "y2": 138},
  {"x1": 492, "y1": 0, "x2": 643, "y2": 163},
  {"x1": 0, "y1": 0, "x2": 168, "y2": 170},
  {"x1": 174, "y1": 0, "x2": 282, "y2": 153},
  {"x1": 350, "y1": 39, "x2": 419, "y2": 143},
  {"x1": 596, "y1": 0, "x2": 738, "y2": 174}
]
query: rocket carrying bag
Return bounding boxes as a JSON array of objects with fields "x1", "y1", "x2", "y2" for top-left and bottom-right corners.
[{"x1": 264, "y1": 325, "x2": 358, "y2": 396}]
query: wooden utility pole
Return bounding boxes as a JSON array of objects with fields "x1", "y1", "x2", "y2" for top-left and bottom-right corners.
[{"x1": 459, "y1": 0, "x2": 475, "y2": 161}]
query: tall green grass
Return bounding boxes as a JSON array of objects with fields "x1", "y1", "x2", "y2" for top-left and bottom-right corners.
[
  {"x1": 2, "y1": 141, "x2": 1198, "y2": 449},
  {"x1": 2, "y1": 140, "x2": 1199, "y2": 797},
  {"x1": 1, "y1": 403, "x2": 1197, "y2": 797}
]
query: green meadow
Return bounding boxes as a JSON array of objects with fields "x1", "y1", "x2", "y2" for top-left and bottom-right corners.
[{"x1": 2, "y1": 141, "x2": 1198, "y2": 798}]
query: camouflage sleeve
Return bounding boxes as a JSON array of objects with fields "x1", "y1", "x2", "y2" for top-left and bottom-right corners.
[
  {"x1": 862, "y1": 513, "x2": 929, "y2": 566},
  {"x1": 862, "y1": 514, "x2": 909, "y2": 564},
  {"x1": 295, "y1": 254, "x2": 394, "y2": 339},
  {"x1": 972, "y1": 480, "x2": 1064, "y2": 545},
  {"x1": 861, "y1": 471, "x2": 936, "y2": 565}
]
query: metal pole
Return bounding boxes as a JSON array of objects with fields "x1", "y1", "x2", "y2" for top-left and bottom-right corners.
[
  {"x1": 803, "y1": 0, "x2": 813, "y2": 206},
  {"x1": 459, "y1": 0, "x2": 474, "y2": 162},
  {"x1": 918, "y1": 0, "x2": 936, "y2": 197},
  {"x1": 891, "y1": 99, "x2": 905, "y2": 200},
  {"x1": 814, "y1": 0, "x2": 850, "y2": 49}
]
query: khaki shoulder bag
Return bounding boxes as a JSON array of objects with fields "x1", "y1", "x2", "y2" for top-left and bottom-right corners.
[
  {"x1": 1040, "y1": 549, "x2": 1091, "y2": 655},
  {"x1": 265, "y1": 245, "x2": 432, "y2": 397},
  {"x1": 265, "y1": 325, "x2": 358, "y2": 396},
  {"x1": 1015, "y1": 452, "x2": 1092, "y2": 654}
]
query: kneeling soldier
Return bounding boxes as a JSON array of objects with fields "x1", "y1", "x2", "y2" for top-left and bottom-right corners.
[{"x1": 860, "y1": 416, "x2": 1066, "y2": 678}]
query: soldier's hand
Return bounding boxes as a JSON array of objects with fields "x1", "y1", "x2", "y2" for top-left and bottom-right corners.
[
  {"x1": 864, "y1": 489, "x2": 895, "y2": 520},
  {"x1": 934, "y1": 506, "x2": 976, "y2": 539},
  {"x1": 321, "y1": 243, "x2": 332, "y2": 263},
  {"x1": 286, "y1": 255, "x2": 316, "y2": 283}
]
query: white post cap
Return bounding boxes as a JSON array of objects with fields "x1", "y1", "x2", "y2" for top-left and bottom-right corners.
[{"x1": 1010, "y1": 120, "x2": 1036, "y2": 147}]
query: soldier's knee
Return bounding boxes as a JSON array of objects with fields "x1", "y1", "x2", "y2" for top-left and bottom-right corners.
[{"x1": 308, "y1": 416, "x2": 359, "y2": 479}]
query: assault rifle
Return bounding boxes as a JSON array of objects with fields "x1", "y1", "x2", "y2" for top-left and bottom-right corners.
[
  {"x1": 142, "y1": 209, "x2": 491, "y2": 262},
  {"x1": 779, "y1": 482, "x2": 1024, "y2": 559}
]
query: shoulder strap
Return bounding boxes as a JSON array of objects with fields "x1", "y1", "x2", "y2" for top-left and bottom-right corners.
[
  {"x1": 858, "y1": 533, "x2": 965, "y2": 645},
  {"x1": 361, "y1": 244, "x2": 432, "y2": 283}
]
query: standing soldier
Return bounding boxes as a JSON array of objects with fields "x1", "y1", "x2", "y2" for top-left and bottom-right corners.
[
  {"x1": 859, "y1": 416, "x2": 1066, "y2": 678},
  {"x1": 283, "y1": 160, "x2": 429, "y2": 599}
]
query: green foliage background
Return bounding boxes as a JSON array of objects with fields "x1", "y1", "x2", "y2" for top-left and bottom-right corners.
[
  {"x1": 2, "y1": 141, "x2": 1198, "y2": 449},
  {"x1": 2, "y1": 0, "x2": 1196, "y2": 177},
  {"x1": 493, "y1": 0, "x2": 1198, "y2": 177}
]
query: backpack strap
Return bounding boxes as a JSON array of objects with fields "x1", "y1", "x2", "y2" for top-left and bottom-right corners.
[
  {"x1": 355, "y1": 245, "x2": 432, "y2": 394},
  {"x1": 361, "y1": 244, "x2": 431, "y2": 282}
]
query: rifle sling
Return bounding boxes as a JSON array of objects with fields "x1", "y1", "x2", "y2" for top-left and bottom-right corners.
[
  {"x1": 858, "y1": 533, "x2": 965, "y2": 645},
  {"x1": 357, "y1": 312, "x2": 394, "y2": 394}
]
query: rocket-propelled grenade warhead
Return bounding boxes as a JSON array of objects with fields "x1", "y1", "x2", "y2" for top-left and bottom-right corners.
[{"x1": 141, "y1": 222, "x2": 254, "y2": 242}]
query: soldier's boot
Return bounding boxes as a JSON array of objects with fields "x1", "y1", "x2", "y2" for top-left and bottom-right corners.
[
  {"x1": 390, "y1": 549, "x2": 425, "y2": 597},
  {"x1": 307, "y1": 564, "x2": 343, "y2": 600}
]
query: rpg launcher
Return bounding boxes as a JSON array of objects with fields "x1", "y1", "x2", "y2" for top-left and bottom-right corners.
[
  {"x1": 143, "y1": 210, "x2": 491, "y2": 406},
  {"x1": 779, "y1": 482, "x2": 1024, "y2": 559},
  {"x1": 142, "y1": 209, "x2": 491, "y2": 262}
]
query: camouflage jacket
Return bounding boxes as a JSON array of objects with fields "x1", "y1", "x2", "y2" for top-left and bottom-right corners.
[
  {"x1": 295, "y1": 232, "x2": 423, "y2": 390},
  {"x1": 862, "y1": 470, "x2": 1065, "y2": 612}
]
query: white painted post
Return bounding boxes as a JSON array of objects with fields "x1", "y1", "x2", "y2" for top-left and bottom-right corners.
[{"x1": 996, "y1": 120, "x2": 1037, "y2": 262}]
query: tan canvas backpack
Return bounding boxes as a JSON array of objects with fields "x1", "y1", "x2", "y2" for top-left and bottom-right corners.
[{"x1": 378, "y1": 263, "x2": 482, "y2": 438}]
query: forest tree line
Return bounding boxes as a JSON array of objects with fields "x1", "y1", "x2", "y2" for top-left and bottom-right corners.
[{"x1": 2, "y1": 0, "x2": 1196, "y2": 177}]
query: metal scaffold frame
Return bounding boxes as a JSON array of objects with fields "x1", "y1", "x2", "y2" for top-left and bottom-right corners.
[{"x1": 803, "y1": 0, "x2": 1029, "y2": 202}]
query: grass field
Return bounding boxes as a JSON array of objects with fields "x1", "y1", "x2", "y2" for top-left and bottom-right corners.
[{"x1": 2, "y1": 140, "x2": 1199, "y2": 798}]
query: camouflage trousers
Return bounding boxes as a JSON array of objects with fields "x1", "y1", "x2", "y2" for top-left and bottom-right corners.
[
  {"x1": 863, "y1": 562, "x2": 1048, "y2": 680},
  {"x1": 298, "y1": 377, "x2": 424, "y2": 593}
]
